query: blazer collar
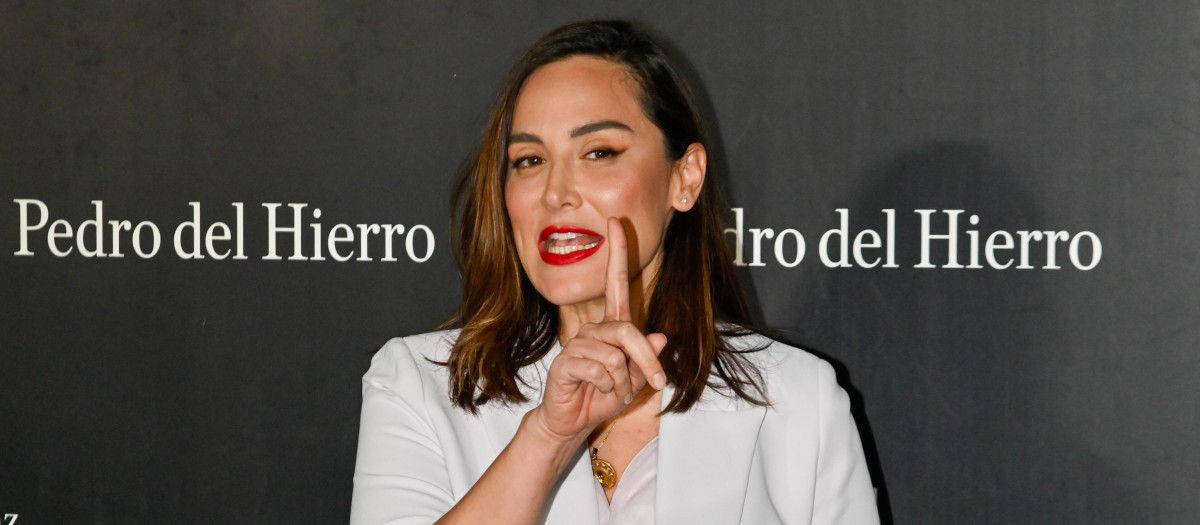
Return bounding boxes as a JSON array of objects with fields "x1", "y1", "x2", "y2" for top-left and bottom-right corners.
[
  {"x1": 480, "y1": 353, "x2": 766, "y2": 525},
  {"x1": 478, "y1": 343, "x2": 602, "y2": 525},
  {"x1": 656, "y1": 384, "x2": 766, "y2": 525}
]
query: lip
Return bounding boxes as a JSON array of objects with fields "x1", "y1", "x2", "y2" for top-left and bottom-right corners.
[{"x1": 537, "y1": 225, "x2": 605, "y2": 265}]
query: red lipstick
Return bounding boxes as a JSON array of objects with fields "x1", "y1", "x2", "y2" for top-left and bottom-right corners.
[{"x1": 538, "y1": 225, "x2": 605, "y2": 265}]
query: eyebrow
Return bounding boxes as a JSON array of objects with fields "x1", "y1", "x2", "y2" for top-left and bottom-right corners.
[
  {"x1": 570, "y1": 120, "x2": 632, "y2": 138},
  {"x1": 507, "y1": 119, "x2": 634, "y2": 145},
  {"x1": 508, "y1": 132, "x2": 541, "y2": 145}
]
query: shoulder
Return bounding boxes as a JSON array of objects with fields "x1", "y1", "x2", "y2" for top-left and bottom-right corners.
[
  {"x1": 722, "y1": 330, "x2": 841, "y2": 409},
  {"x1": 362, "y1": 329, "x2": 459, "y2": 395},
  {"x1": 724, "y1": 333, "x2": 880, "y2": 522}
]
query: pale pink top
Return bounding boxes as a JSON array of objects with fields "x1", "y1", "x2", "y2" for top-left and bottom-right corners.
[{"x1": 594, "y1": 436, "x2": 659, "y2": 525}]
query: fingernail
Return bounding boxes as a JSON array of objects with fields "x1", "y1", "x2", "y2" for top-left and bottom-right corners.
[
  {"x1": 652, "y1": 373, "x2": 666, "y2": 390},
  {"x1": 624, "y1": 393, "x2": 634, "y2": 404}
]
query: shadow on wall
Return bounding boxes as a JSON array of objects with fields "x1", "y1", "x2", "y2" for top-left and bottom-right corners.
[
  {"x1": 655, "y1": 22, "x2": 891, "y2": 521},
  {"x1": 819, "y1": 141, "x2": 1148, "y2": 524},
  {"x1": 646, "y1": 22, "x2": 769, "y2": 326}
]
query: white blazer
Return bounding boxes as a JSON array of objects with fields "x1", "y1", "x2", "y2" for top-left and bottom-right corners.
[{"x1": 350, "y1": 330, "x2": 880, "y2": 525}]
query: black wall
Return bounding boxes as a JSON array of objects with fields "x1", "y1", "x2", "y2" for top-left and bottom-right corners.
[{"x1": 3, "y1": 2, "x2": 1197, "y2": 523}]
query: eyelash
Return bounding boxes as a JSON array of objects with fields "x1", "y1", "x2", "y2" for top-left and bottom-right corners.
[
  {"x1": 585, "y1": 148, "x2": 621, "y2": 160},
  {"x1": 508, "y1": 148, "x2": 623, "y2": 170},
  {"x1": 510, "y1": 156, "x2": 544, "y2": 170}
]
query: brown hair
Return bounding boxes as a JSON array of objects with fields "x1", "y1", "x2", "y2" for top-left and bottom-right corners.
[{"x1": 442, "y1": 19, "x2": 767, "y2": 413}]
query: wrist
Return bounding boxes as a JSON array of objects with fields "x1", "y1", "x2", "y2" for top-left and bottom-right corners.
[
  {"x1": 517, "y1": 408, "x2": 587, "y2": 470},
  {"x1": 522, "y1": 407, "x2": 587, "y2": 446}
]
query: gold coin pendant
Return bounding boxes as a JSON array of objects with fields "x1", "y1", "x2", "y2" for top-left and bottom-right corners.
[{"x1": 591, "y1": 457, "x2": 617, "y2": 488}]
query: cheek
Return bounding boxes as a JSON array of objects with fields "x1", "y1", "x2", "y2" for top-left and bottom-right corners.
[
  {"x1": 607, "y1": 162, "x2": 670, "y2": 212},
  {"x1": 504, "y1": 180, "x2": 534, "y2": 226},
  {"x1": 610, "y1": 172, "x2": 674, "y2": 266},
  {"x1": 504, "y1": 184, "x2": 534, "y2": 250}
]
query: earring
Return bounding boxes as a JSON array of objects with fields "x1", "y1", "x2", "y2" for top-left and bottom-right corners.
[{"x1": 681, "y1": 194, "x2": 690, "y2": 204}]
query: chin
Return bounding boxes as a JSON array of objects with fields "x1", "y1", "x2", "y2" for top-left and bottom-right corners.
[
  {"x1": 531, "y1": 274, "x2": 603, "y2": 307},
  {"x1": 523, "y1": 253, "x2": 604, "y2": 305}
]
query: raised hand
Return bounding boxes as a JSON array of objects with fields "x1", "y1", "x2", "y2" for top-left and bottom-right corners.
[{"x1": 533, "y1": 217, "x2": 668, "y2": 443}]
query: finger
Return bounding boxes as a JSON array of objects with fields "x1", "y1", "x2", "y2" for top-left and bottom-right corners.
[
  {"x1": 646, "y1": 333, "x2": 668, "y2": 390},
  {"x1": 567, "y1": 339, "x2": 635, "y2": 405},
  {"x1": 626, "y1": 357, "x2": 646, "y2": 391},
  {"x1": 557, "y1": 355, "x2": 616, "y2": 395},
  {"x1": 586, "y1": 330, "x2": 666, "y2": 390},
  {"x1": 604, "y1": 217, "x2": 630, "y2": 322},
  {"x1": 647, "y1": 333, "x2": 668, "y2": 354},
  {"x1": 582, "y1": 322, "x2": 668, "y2": 390}
]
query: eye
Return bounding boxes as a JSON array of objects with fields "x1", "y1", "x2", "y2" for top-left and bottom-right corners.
[
  {"x1": 585, "y1": 148, "x2": 622, "y2": 160},
  {"x1": 510, "y1": 155, "x2": 544, "y2": 170}
]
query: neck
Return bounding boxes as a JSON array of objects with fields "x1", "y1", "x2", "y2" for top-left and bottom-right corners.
[{"x1": 557, "y1": 256, "x2": 660, "y2": 344}]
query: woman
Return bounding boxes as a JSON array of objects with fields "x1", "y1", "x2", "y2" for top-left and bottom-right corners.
[{"x1": 351, "y1": 20, "x2": 879, "y2": 525}]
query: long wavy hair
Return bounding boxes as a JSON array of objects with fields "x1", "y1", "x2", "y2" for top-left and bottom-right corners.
[{"x1": 442, "y1": 19, "x2": 766, "y2": 413}]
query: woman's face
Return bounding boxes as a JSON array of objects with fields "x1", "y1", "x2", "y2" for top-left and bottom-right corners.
[{"x1": 505, "y1": 55, "x2": 689, "y2": 311}]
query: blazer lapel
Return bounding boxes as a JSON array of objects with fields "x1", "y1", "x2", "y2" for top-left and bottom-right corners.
[
  {"x1": 479, "y1": 342, "x2": 562, "y2": 452},
  {"x1": 657, "y1": 385, "x2": 767, "y2": 525},
  {"x1": 545, "y1": 448, "x2": 602, "y2": 525},
  {"x1": 478, "y1": 343, "x2": 601, "y2": 525},
  {"x1": 477, "y1": 344, "x2": 769, "y2": 525}
]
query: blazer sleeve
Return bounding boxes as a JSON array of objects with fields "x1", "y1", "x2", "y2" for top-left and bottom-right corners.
[
  {"x1": 350, "y1": 337, "x2": 454, "y2": 525},
  {"x1": 811, "y1": 359, "x2": 880, "y2": 525}
]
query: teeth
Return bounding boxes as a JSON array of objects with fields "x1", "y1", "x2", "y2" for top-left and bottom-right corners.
[
  {"x1": 548, "y1": 232, "x2": 581, "y2": 241},
  {"x1": 546, "y1": 241, "x2": 599, "y2": 254}
]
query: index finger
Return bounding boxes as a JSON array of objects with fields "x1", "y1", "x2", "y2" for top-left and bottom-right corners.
[{"x1": 604, "y1": 217, "x2": 630, "y2": 322}]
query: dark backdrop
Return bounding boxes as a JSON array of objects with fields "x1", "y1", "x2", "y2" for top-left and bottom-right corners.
[{"x1": 3, "y1": 2, "x2": 1197, "y2": 524}]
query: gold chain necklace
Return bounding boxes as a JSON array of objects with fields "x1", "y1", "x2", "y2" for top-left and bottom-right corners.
[{"x1": 590, "y1": 420, "x2": 619, "y2": 488}]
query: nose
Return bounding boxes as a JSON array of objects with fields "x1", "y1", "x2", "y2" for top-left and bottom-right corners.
[{"x1": 541, "y1": 160, "x2": 581, "y2": 210}]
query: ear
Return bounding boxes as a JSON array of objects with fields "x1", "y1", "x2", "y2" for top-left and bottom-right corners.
[{"x1": 671, "y1": 142, "x2": 707, "y2": 212}]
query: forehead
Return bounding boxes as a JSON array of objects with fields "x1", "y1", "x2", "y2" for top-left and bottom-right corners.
[{"x1": 511, "y1": 55, "x2": 649, "y2": 132}]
